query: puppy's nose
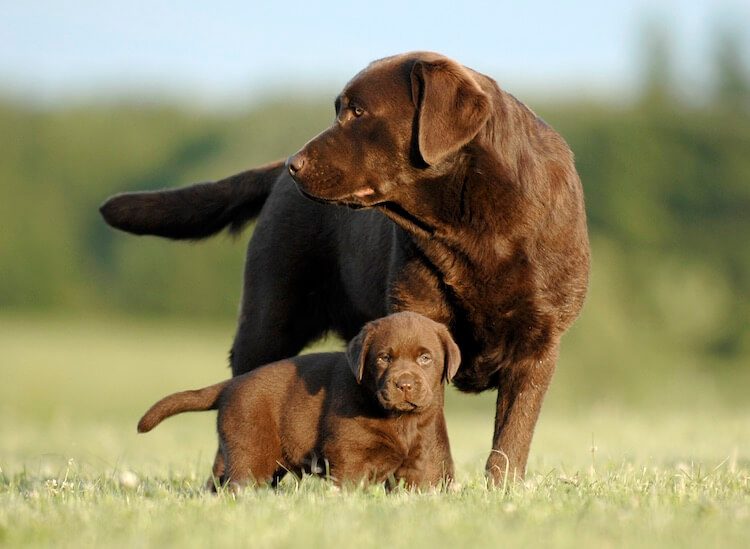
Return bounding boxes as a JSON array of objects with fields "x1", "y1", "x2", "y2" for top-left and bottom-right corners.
[
  {"x1": 395, "y1": 376, "x2": 414, "y2": 393},
  {"x1": 287, "y1": 153, "x2": 305, "y2": 176}
]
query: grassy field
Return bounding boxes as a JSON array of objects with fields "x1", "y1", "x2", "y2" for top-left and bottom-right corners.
[{"x1": 1, "y1": 314, "x2": 748, "y2": 548}]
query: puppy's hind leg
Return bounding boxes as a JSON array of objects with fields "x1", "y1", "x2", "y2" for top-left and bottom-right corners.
[
  {"x1": 222, "y1": 444, "x2": 283, "y2": 490},
  {"x1": 218, "y1": 412, "x2": 284, "y2": 490},
  {"x1": 205, "y1": 448, "x2": 227, "y2": 492}
]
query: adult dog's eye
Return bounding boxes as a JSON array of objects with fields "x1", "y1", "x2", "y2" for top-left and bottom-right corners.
[
  {"x1": 377, "y1": 353, "x2": 391, "y2": 364},
  {"x1": 352, "y1": 105, "x2": 364, "y2": 117},
  {"x1": 417, "y1": 353, "x2": 432, "y2": 366}
]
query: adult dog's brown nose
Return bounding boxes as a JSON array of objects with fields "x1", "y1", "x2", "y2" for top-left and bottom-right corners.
[{"x1": 286, "y1": 153, "x2": 305, "y2": 176}]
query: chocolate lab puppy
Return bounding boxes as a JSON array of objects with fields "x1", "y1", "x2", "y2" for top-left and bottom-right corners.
[
  {"x1": 101, "y1": 51, "x2": 590, "y2": 483},
  {"x1": 137, "y1": 312, "x2": 460, "y2": 489}
]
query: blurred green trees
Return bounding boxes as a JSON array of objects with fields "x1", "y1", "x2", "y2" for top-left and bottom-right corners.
[{"x1": 1, "y1": 35, "x2": 748, "y2": 404}]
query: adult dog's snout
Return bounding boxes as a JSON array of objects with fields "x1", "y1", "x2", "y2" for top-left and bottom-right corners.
[{"x1": 286, "y1": 153, "x2": 305, "y2": 177}]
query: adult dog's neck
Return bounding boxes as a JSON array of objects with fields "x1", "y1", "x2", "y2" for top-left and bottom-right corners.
[
  {"x1": 379, "y1": 84, "x2": 574, "y2": 263},
  {"x1": 374, "y1": 82, "x2": 586, "y2": 328}
]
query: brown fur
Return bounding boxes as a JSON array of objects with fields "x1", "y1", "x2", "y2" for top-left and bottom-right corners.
[
  {"x1": 138, "y1": 312, "x2": 460, "y2": 489},
  {"x1": 102, "y1": 52, "x2": 590, "y2": 484},
  {"x1": 287, "y1": 53, "x2": 590, "y2": 481}
]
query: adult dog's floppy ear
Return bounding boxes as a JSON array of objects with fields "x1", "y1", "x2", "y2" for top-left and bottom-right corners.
[
  {"x1": 410, "y1": 58, "x2": 491, "y2": 166},
  {"x1": 438, "y1": 325, "x2": 461, "y2": 383},
  {"x1": 346, "y1": 323, "x2": 374, "y2": 384}
]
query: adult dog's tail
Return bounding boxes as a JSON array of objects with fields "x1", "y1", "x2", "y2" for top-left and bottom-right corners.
[
  {"x1": 137, "y1": 380, "x2": 231, "y2": 433},
  {"x1": 100, "y1": 160, "x2": 286, "y2": 240}
]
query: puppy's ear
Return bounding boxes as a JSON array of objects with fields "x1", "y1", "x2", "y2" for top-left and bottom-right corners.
[
  {"x1": 410, "y1": 58, "x2": 491, "y2": 166},
  {"x1": 438, "y1": 325, "x2": 461, "y2": 383},
  {"x1": 346, "y1": 324, "x2": 374, "y2": 384}
]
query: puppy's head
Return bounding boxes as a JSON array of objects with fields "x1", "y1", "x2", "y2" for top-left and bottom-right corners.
[
  {"x1": 346, "y1": 312, "x2": 461, "y2": 413},
  {"x1": 286, "y1": 51, "x2": 490, "y2": 209}
]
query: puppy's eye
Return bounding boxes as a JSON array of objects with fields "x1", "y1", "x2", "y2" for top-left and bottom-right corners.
[
  {"x1": 352, "y1": 105, "x2": 364, "y2": 117},
  {"x1": 377, "y1": 353, "x2": 391, "y2": 365},
  {"x1": 417, "y1": 353, "x2": 432, "y2": 366}
]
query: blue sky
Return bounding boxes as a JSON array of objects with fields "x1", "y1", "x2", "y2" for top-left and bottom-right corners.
[{"x1": 1, "y1": 0, "x2": 748, "y2": 104}]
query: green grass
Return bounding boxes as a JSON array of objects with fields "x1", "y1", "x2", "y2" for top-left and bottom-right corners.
[{"x1": 1, "y1": 314, "x2": 749, "y2": 548}]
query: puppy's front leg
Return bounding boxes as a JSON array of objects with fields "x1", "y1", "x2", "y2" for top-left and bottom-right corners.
[
  {"x1": 419, "y1": 414, "x2": 454, "y2": 485},
  {"x1": 326, "y1": 442, "x2": 402, "y2": 487},
  {"x1": 394, "y1": 436, "x2": 453, "y2": 490}
]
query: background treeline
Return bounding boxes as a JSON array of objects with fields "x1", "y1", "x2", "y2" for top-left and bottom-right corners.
[{"x1": 1, "y1": 31, "x2": 748, "y2": 406}]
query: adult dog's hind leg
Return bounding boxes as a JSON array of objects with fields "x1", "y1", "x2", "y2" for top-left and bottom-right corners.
[
  {"x1": 229, "y1": 238, "x2": 329, "y2": 375},
  {"x1": 227, "y1": 183, "x2": 341, "y2": 376}
]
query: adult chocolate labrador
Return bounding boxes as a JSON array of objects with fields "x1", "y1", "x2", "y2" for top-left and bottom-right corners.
[{"x1": 100, "y1": 51, "x2": 590, "y2": 483}]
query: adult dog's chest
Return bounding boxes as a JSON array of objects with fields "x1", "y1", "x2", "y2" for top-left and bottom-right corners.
[{"x1": 387, "y1": 237, "x2": 554, "y2": 393}]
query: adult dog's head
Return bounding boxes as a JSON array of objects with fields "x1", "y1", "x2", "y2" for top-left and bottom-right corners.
[
  {"x1": 346, "y1": 311, "x2": 461, "y2": 413},
  {"x1": 286, "y1": 52, "x2": 491, "y2": 209}
]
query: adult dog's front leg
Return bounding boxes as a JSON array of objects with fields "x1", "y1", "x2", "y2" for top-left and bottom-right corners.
[{"x1": 485, "y1": 345, "x2": 558, "y2": 486}]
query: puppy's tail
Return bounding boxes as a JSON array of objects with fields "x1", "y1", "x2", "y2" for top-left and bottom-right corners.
[
  {"x1": 137, "y1": 379, "x2": 231, "y2": 433},
  {"x1": 100, "y1": 160, "x2": 286, "y2": 240}
]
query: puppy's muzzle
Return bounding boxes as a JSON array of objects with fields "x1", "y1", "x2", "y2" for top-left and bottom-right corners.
[{"x1": 379, "y1": 371, "x2": 431, "y2": 412}]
